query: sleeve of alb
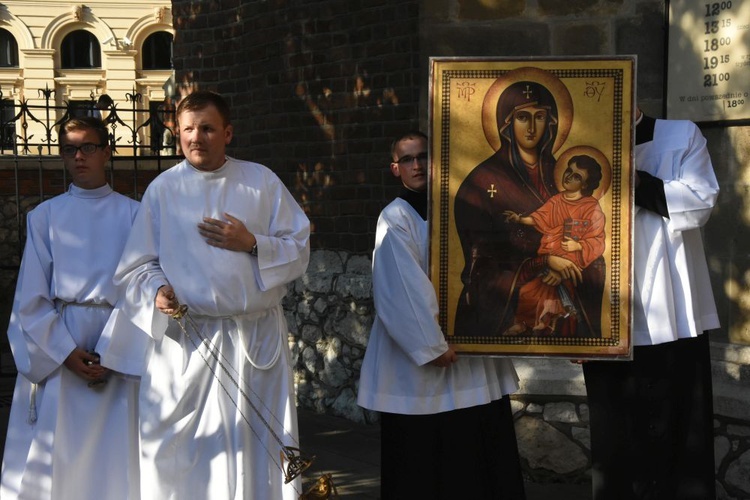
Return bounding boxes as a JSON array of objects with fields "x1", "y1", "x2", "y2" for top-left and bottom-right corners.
[{"x1": 371, "y1": 207, "x2": 449, "y2": 366}]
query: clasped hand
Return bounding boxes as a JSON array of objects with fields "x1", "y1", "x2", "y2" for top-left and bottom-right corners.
[{"x1": 64, "y1": 348, "x2": 107, "y2": 382}]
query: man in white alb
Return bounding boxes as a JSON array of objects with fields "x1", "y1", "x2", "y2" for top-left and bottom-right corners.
[{"x1": 102, "y1": 90, "x2": 310, "y2": 500}]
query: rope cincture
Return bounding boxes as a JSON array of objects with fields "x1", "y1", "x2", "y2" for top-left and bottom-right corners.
[{"x1": 169, "y1": 304, "x2": 338, "y2": 499}]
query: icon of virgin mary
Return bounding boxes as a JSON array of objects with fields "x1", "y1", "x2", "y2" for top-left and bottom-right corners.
[{"x1": 453, "y1": 67, "x2": 605, "y2": 338}]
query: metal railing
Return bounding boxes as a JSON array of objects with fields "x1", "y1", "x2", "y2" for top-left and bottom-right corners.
[
  {"x1": 0, "y1": 86, "x2": 183, "y2": 266},
  {"x1": 0, "y1": 86, "x2": 178, "y2": 158}
]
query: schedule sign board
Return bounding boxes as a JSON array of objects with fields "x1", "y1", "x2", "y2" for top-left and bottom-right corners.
[{"x1": 667, "y1": 0, "x2": 750, "y2": 122}]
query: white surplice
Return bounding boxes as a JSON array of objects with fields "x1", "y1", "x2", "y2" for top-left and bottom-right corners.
[
  {"x1": 357, "y1": 198, "x2": 519, "y2": 415},
  {"x1": 632, "y1": 119, "x2": 720, "y2": 346},
  {"x1": 1, "y1": 184, "x2": 140, "y2": 500},
  {"x1": 101, "y1": 158, "x2": 310, "y2": 500}
]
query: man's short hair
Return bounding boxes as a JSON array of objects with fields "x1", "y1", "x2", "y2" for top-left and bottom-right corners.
[
  {"x1": 390, "y1": 130, "x2": 427, "y2": 159},
  {"x1": 176, "y1": 90, "x2": 232, "y2": 126},
  {"x1": 59, "y1": 116, "x2": 109, "y2": 147}
]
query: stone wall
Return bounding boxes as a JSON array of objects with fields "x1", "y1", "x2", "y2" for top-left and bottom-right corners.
[
  {"x1": 511, "y1": 397, "x2": 750, "y2": 498},
  {"x1": 0, "y1": 195, "x2": 26, "y2": 373},
  {"x1": 511, "y1": 357, "x2": 750, "y2": 497},
  {"x1": 286, "y1": 250, "x2": 374, "y2": 423}
]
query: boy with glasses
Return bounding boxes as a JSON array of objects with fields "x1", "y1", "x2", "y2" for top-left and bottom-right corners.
[
  {"x1": 358, "y1": 131, "x2": 526, "y2": 499},
  {"x1": 2, "y1": 117, "x2": 140, "y2": 499}
]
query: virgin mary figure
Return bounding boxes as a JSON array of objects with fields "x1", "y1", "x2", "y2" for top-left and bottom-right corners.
[{"x1": 453, "y1": 69, "x2": 605, "y2": 338}]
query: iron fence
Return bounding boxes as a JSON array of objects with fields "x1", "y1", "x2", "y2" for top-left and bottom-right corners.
[
  {"x1": 0, "y1": 86, "x2": 178, "y2": 158},
  {"x1": 0, "y1": 86, "x2": 183, "y2": 267}
]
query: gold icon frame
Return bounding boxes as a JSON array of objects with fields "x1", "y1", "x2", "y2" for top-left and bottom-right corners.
[{"x1": 429, "y1": 57, "x2": 635, "y2": 359}]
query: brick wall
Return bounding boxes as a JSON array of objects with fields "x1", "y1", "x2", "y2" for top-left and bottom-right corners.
[{"x1": 171, "y1": 0, "x2": 421, "y2": 252}]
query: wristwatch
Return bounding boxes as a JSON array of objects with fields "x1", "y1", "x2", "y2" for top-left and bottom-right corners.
[{"x1": 250, "y1": 243, "x2": 258, "y2": 256}]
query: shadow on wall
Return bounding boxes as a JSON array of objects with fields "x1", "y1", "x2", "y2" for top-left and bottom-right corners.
[{"x1": 291, "y1": 74, "x2": 400, "y2": 227}]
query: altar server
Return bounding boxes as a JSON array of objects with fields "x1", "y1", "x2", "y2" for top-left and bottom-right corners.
[
  {"x1": 357, "y1": 130, "x2": 526, "y2": 499},
  {"x1": 1, "y1": 117, "x2": 140, "y2": 499},
  {"x1": 583, "y1": 109, "x2": 720, "y2": 500}
]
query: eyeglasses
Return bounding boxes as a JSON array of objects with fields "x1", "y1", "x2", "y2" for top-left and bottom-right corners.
[
  {"x1": 395, "y1": 152, "x2": 428, "y2": 165},
  {"x1": 60, "y1": 143, "x2": 106, "y2": 158}
]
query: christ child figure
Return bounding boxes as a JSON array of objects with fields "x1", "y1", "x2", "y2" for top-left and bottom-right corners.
[{"x1": 503, "y1": 154, "x2": 606, "y2": 336}]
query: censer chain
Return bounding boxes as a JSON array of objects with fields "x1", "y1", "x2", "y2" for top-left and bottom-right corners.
[{"x1": 170, "y1": 305, "x2": 336, "y2": 498}]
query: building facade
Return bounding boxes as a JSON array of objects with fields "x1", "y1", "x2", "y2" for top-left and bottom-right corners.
[{"x1": 0, "y1": 1, "x2": 174, "y2": 154}]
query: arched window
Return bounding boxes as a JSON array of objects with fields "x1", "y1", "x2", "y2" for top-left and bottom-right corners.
[
  {"x1": 61, "y1": 30, "x2": 101, "y2": 69},
  {"x1": 0, "y1": 28, "x2": 18, "y2": 67},
  {"x1": 142, "y1": 32, "x2": 173, "y2": 70}
]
